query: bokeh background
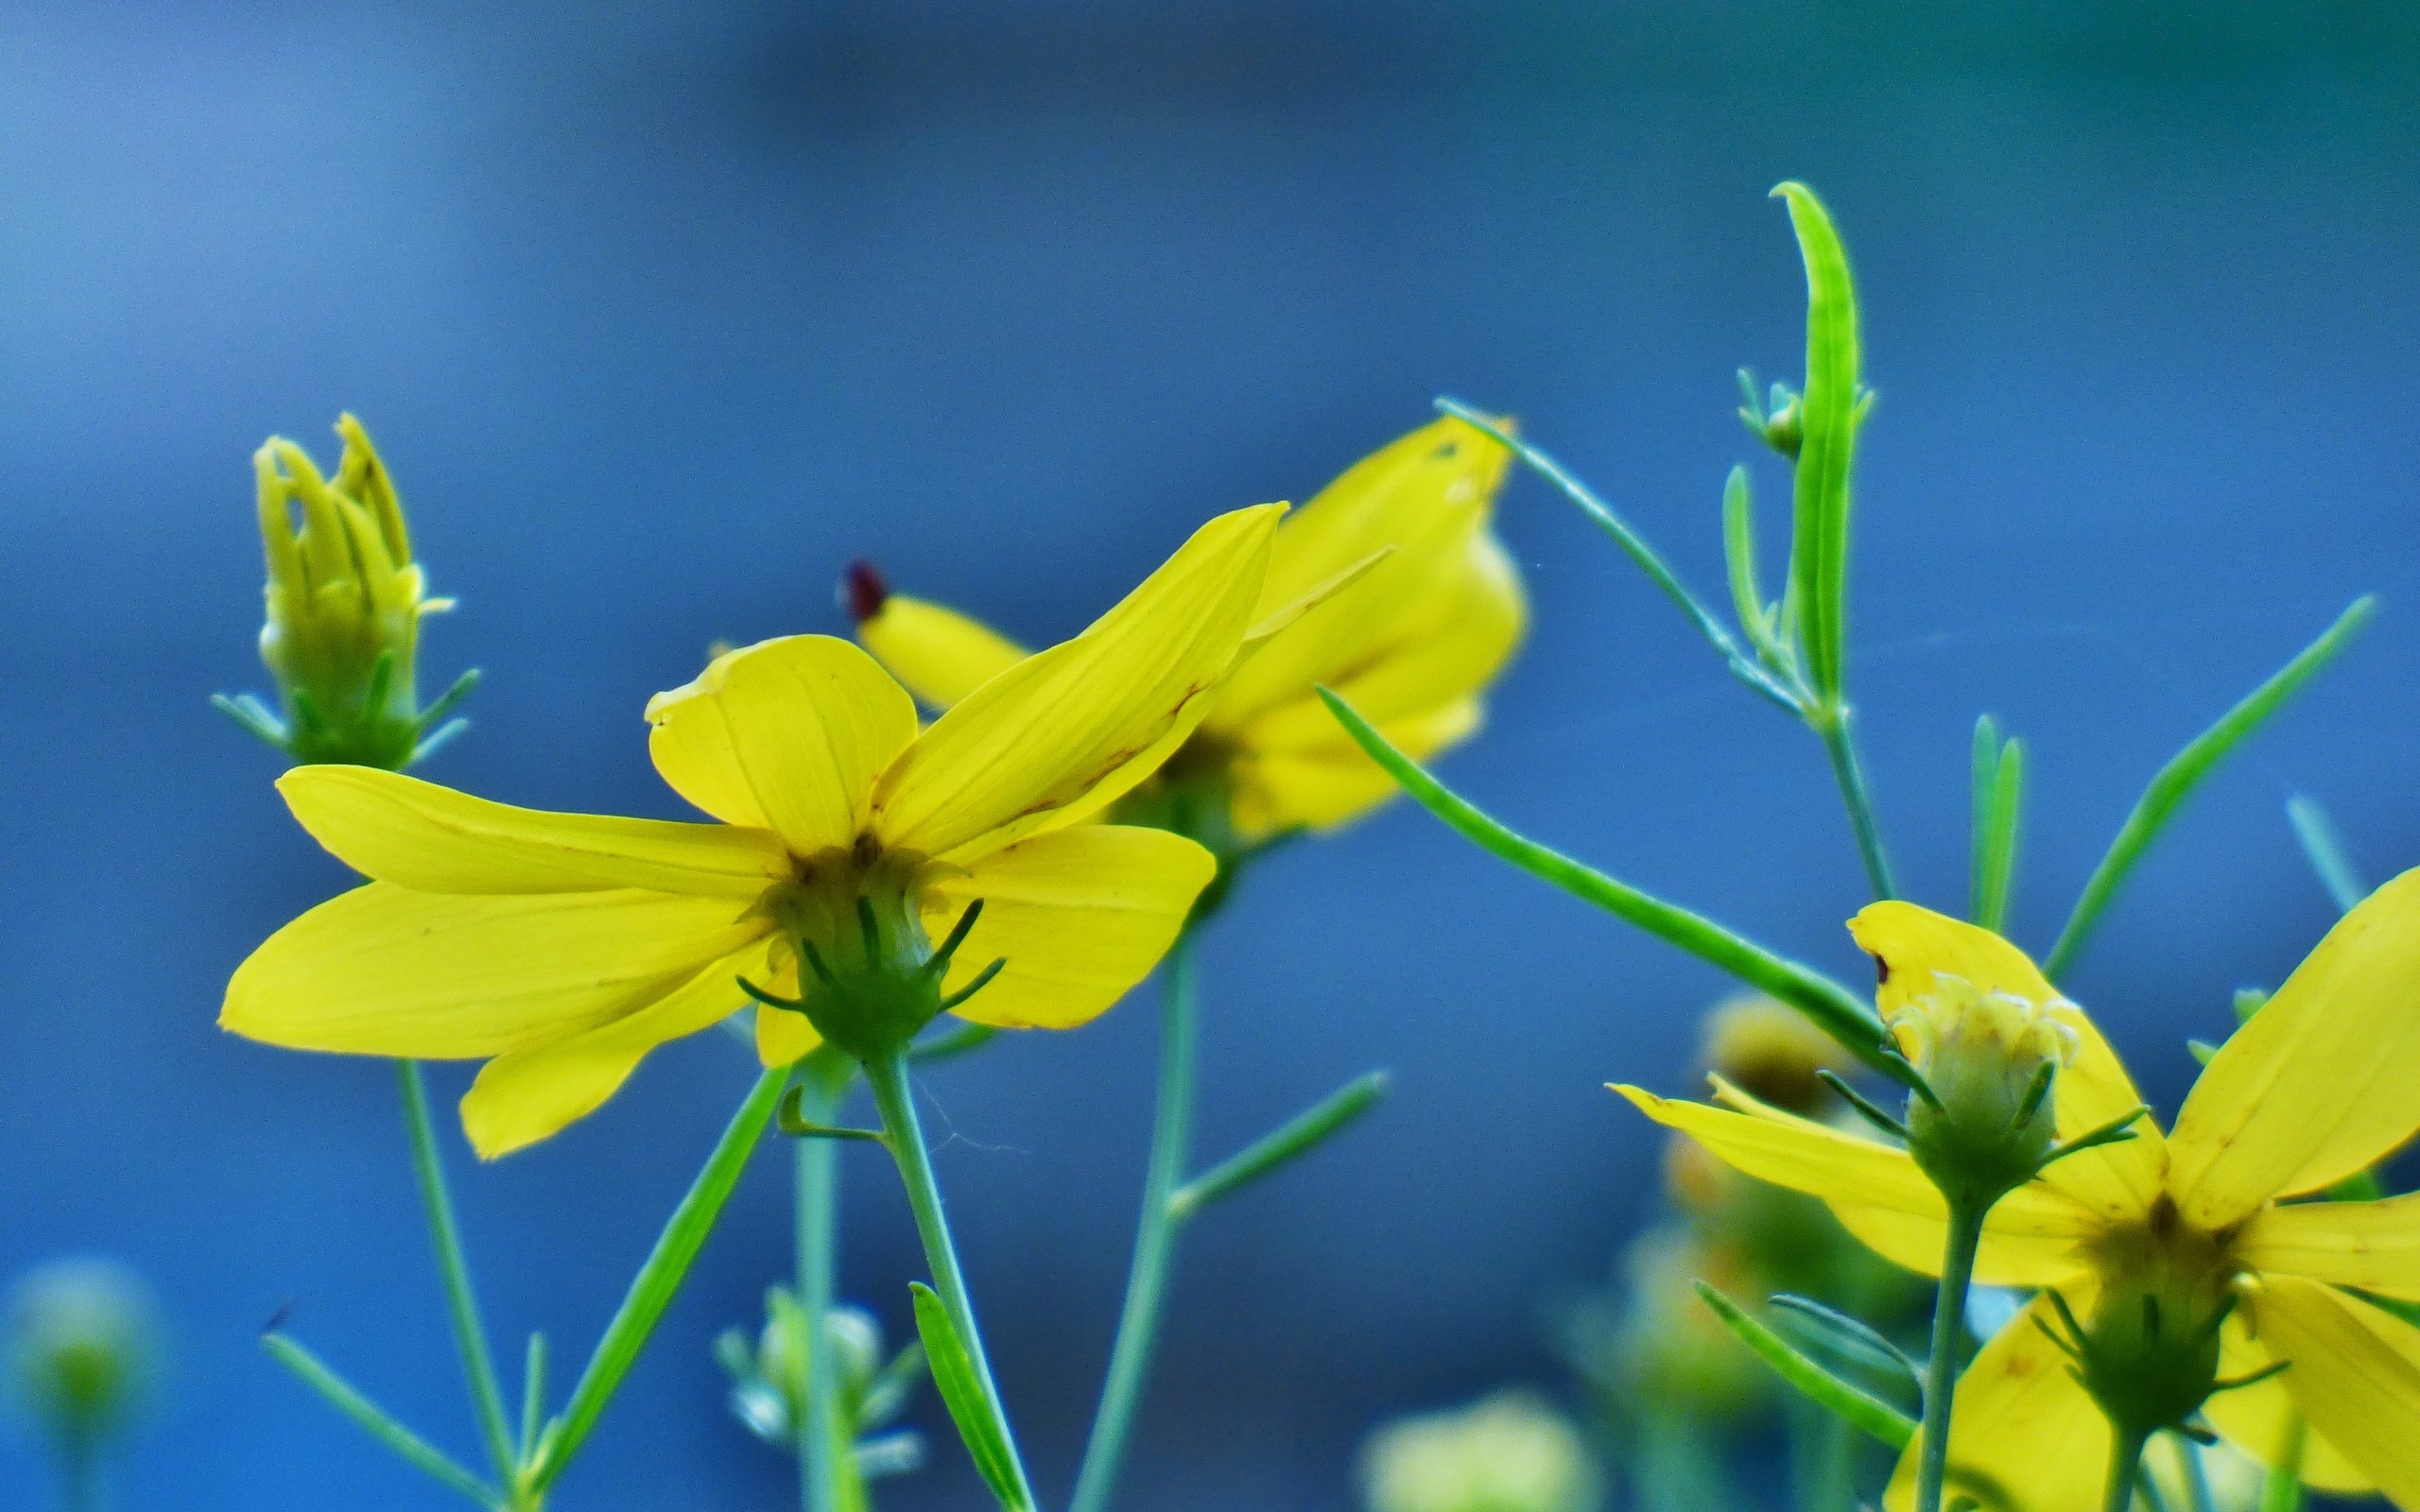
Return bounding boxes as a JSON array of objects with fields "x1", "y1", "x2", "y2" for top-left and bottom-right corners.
[{"x1": 5, "y1": 3, "x2": 2419, "y2": 1506}]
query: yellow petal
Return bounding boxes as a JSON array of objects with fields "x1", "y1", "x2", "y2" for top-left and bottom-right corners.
[
  {"x1": 1614, "y1": 1080, "x2": 2103, "y2": 1249},
  {"x1": 645, "y1": 636, "x2": 918, "y2": 854},
  {"x1": 1242, "y1": 527, "x2": 1525, "y2": 745},
  {"x1": 750, "y1": 946, "x2": 818, "y2": 1067},
  {"x1": 1848, "y1": 902, "x2": 2167, "y2": 1222},
  {"x1": 873, "y1": 505, "x2": 1281, "y2": 861},
  {"x1": 277, "y1": 765, "x2": 789, "y2": 897},
  {"x1": 459, "y1": 939, "x2": 772, "y2": 1158},
  {"x1": 2169, "y1": 868, "x2": 2420, "y2": 1228},
  {"x1": 1882, "y1": 1289, "x2": 2111, "y2": 1512},
  {"x1": 1827, "y1": 1202, "x2": 2093, "y2": 1289},
  {"x1": 1227, "y1": 698, "x2": 1481, "y2": 842},
  {"x1": 2245, "y1": 1275, "x2": 2420, "y2": 1506},
  {"x1": 2202, "y1": 1306, "x2": 2375, "y2": 1494},
  {"x1": 223, "y1": 884, "x2": 764, "y2": 1057},
  {"x1": 2237, "y1": 1194, "x2": 2420, "y2": 1300},
  {"x1": 1209, "y1": 420, "x2": 1508, "y2": 729},
  {"x1": 856, "y1": 592, "x2": 1029, "y2": 711},
  {"x1": 915, "y1": 824, "x2": 1215, "y2": 1030}
]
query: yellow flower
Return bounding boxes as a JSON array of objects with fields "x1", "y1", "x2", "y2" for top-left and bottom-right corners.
[
  {"x1": 1616, "y1": 885, "x2": 2420, "y2": 1510},
  {"x1": 224, "y1": 506, "x2": 1292, "y2": 1158},
  {"x1": 848, "y1": 416, "x2": 1525, "y2": 849}
]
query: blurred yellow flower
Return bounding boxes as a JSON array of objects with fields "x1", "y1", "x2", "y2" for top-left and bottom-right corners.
[
  {"x1": 1360, "y1": 1391, "x2": 1603, "y2": 1512},
  {"x1": 851, "y1": 416, "x2": 1525, "y2": 849},
  {"x1": 223, "y1": 506, "x2": 1291, "y2": 1158},
  {"x1": 1616, "y1": 885, "x2": 2420, "y2": 1510}
]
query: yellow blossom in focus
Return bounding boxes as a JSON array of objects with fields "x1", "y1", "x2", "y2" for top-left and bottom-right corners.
[
  {"x1": 1616, "y1": 885, "x2": 2420, "y2": 1510},
  {"x1": 849, "y1": 416, "x2": 1525, "y2": 852},
  {"x1": 1361, "y1": 1391, "x2": 1603, "y2": 1512},
  {"x1": 223, "y1": 507, "x2": 1297, "y2": 1157}
]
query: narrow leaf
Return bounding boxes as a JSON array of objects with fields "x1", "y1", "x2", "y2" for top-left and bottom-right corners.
[
  {"x1": 263, "y1": 1333, "x2": 500, "y2": 1507},
  {"x1": 909, "y1": 1282, "x2": 1030, "y2": 1511},
  {"x1": 1769, "y1": 1294, "x2": 1921, "y2": 1400},
  {"x1": 2045, "y1": 597, "x2": 2376, "y2": 977},
  {"x1": 2287, "y1": 794, "x2": 2366, "y2": 914},
  {"x1": 1171, "y1": 1071, "x2": 1388, "y2": 1217},
  {"x1": 1695, "y1": 1283, "x2": 1914, "y2": 1451},
  {"x1": 1323, "y1": 688, "x2": 1892, "y2": 1072},
  {"x1": 1721, "y1": 465, "x2": 1787, "y2": 668},
  {"x1": 1435, "y1": 397, "x2": 1802, "y2": 713},
  {"x1": 1968, "y1": 717, "x2": 2024, "y2": 934},
  {"x1": 1774, "y1": 181, "x2": 1861, "y2": 707},
  {"x1": 911, "y1": 1021, "x2": 999, "y2": 1063}
]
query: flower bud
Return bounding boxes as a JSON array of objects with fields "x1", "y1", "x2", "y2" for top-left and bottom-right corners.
[
  {"x1": 719, "y1": 1290, "x2": 894, "y2": 1449},
  {"x1": 1889, "y1": 970, "x2": 2078, "y2": 1201},
  {"x1": 1701, "y1": 994, "x2": 1852, "y2": 1115},
  {"x1": 1360, "y1": 1392, "x2": 1604, "y2": 1512},
  {"x1": 7, "y1": 1260, "x2": 160, "y2": 1463},
  {"x1": 218, "y1": 414, "x2": 472, "y2": 769}
]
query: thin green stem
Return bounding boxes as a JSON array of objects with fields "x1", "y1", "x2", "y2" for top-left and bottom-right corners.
[
  {"x1": 531, "y1": 1065, "x2": 787, "y2": 1493},
  {"x1": 60, "y1": 1439, "x2": 103, "y2": 1512},
  {"x1": 1914, "y1": 1199, "x2": 1986, "y2": 1512},
  {"x1": 2103, "y1": 1428, "x2": 2152, "y2": 1512},
  {"x1": 264, "y1": 1332, "x2": 499, "y2": 1507},
  {"x1": 793, "y1": 1055, "x2": 853, "y2": 1512},
  {"x1": 1814, "y1": 706, "x2": 1896, "y2": 902},
  {"x1": 862, "y1": 1051, "x2": 1036, "y2": 1510},
  {"x1": 2259, "y1": 1413, "x2": 2306, "y2": 1512},
  {"x1": 1070, "y1": 931, "x2": 1200, "y2": 1512},
  {"x1": 397, "y1": 1060, "x2": 518, "y2": 1480}
]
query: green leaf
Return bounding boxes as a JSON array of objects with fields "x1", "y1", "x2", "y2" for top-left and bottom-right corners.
[
  {"x1": 2045, "y1": 596, "x2": 2377, "y2": 977},
  {"x1": 1170, "y1": 1071, "x2": 1388, "y2": 1218},
  {"x1": 531, "y1": 1065, "x2": 786, "y2": 1491},
  {"x1": 1695, "y1": 1283, "x2": 1915, "y2": 1451},
  {"x1": 1434, "y1": 397, "x2": 1802, "y2": 713},
  {"x1": 1773, "y1": 181, "x2": 1861, "y2": 709},
  {"x1": 263, "y1": 1333, "x2": 500, "y2": 1507},
  {"x1": 1968, "y1": 716, "x2": 2025, "y2": 934},
  {"x1": 2287, "y1": 794, "x2": 2367, "y2": 914},
  {"x1": 909, "y1": 1282, "x2": 1031, "y2": 1511},
  {"x1": 1721, "y1": 465, "x2": 1789, "y2": 670},
  {"x1": 1322, "y1": 688, "x2": 1892, "y2": 1072},
  {"x1": 1769, "y1": 1294, "x2": 1921, "y2": 1401}
]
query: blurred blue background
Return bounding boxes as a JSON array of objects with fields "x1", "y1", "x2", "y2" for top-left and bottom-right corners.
[{"x1": 4, "y1": 2, "x2": 2419, "y2": 1506}]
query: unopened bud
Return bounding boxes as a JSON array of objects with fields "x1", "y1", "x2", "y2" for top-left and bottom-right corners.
[
  {"x1": 217, "y1": 414, "x2": 474, "y2": 769},
  {"x1": 1891, "y1": 970, "x2": 2078, "y2": 1199},
  {"x1": 1701, "y1": 994, "x2": 1851, "y2": 1114},
  {"x1": 1361, "y1": 1392, "x2": 1604, "y2": 1512},
  {"x1": 7, "y1": 1260, "x2": 160, "y2": 1461}
]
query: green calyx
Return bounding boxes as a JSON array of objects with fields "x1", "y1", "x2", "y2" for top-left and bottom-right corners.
[
  {"x1": 745, "y1": 847, "x2": 999, "y2": 1061},
  {"x1": 2039, "y1": 1209, "x2": 2241, "y2": 1440}
]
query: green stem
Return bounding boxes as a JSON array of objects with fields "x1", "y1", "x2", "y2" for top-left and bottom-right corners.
[
  {"x1": 1813, "y1": 706, "x2": 1895, "y2": 902},
  {"x1": 2103, "y1": 1428, "x2": 2152, "y2": 1512},
  {"x1": 264, "y1": 1332, "x2": 499, "y2": 1507},
  {"x1": 2258, "y1": 1414, "x2": 2306, "y2": 1512},
  {"x1": 793, "y1": 1055, "x2": 853, "y2": 1512},
  {"x1": 397, "y1": 1060, "x2": 518, "y2": 1480},
  {"x1": 1914, "y1": 1199, "x2": 1985, "y2": 1512},
  {"x1": 861, "y1": 1051, "x2": 1036, "y2": 1510},
  {"x1": 1069, "y1": 932, "x2": 1199, "y2": 1512},
  {"x1": 60, "y1": 1439, "x2": 103, "y2": 1512},
  {"x1": 531, "y1": 1065, "x2": 787, "y2": 1493}
]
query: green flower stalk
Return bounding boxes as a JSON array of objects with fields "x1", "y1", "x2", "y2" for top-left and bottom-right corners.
[{"x1": 215, "y1": 414, "x2": 475, "y2": 769}]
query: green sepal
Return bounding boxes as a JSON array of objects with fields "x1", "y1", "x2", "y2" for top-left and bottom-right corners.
[
  {"x1": 1322, "y1": 688, "x2": 1894, "y2": 1075},
  {"x1": 1169, "y1": 1070, "x2": 1388, "y2": 1218},
  {"x1": 908, "y1": 1282, "x2": 1032, "y2": 1511},
  {"x1": 1694, "y1": 1283, "x2": 1915, "y2": 1451}
]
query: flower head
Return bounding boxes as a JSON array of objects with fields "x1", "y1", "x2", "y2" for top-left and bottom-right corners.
[
  {"x1": 7, "y1": 1260, "x2": 160, "y2": 1461},
  {"x1": 1359, "y1": 1392, "x2": 1603, "y2": 1512},
  {"x1": 224, "y1": 506, "x2": 1291, "y2": 1156},
  {"x1": 1617, "y1": 880, "x2": 2420, "y2": 1509},
  {"x1": 848, "y1": 417, "x2": 1525, "y2": 860},
  {"x1": 217, "y1": 415, "x2": 473, "y2": 769}
]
